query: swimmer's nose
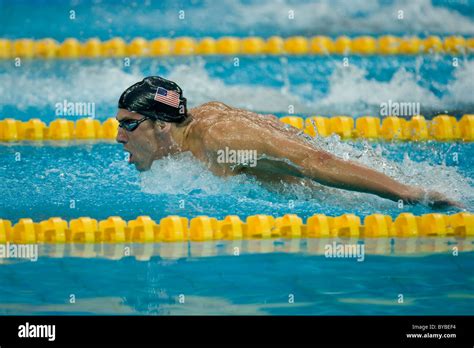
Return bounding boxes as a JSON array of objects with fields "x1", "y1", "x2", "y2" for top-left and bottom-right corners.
[{"x1": 116, "y1": 127, "x2": 128, "y2": 144}]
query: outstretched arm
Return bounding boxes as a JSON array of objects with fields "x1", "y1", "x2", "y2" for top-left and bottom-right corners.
[
  {"x1": 266, "y1": 138, "x2": 462, "y2": 208},
  {"x1": 204, "y1": 119, "x2": 462, "y2": 208},
  {"x1": 297, "y1": 150, "x2": 436, "y2": 205},
  {"x1": 272, "y1": 139, "x2": 462, "y2": 207}
]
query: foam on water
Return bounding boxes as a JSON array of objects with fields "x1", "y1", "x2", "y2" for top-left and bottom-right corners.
[
  {"x1": 140, "y1": 152, "x2": 261, "y2": 196},
  {"x1": 166, "y1": 59, "x2": 474, "y2": 115},
  {"x1": 316, "y1": 64, "x2": 440, "y2": 115},
  {"x1": 0, "y1": 62, "x2": 143, "y2": 113},
  {"x1": 308, "y1": 134, "x2": 474, "y2": 203},
  {"x1": 1, "y1": 58, "x2": 473, "y2": 117},
  {"x1": 445, "y1": 59, "x2": 474, "y2": 105},
  {"x1": 167, "y1": 62, "x2": 309, "y2": 113},
  {"x1": 92, "y1": 0, "x2": 474, "y2": 36},
  {"x1": 319, "y1": 59, "x2": 474, "y2": 115},
  {"x1": 139, "y1": 139, "x2": 474, "y2": 210}
]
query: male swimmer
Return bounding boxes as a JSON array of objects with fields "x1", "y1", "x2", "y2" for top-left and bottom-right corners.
[{"x1": 116, "y1": 76, "x2": 462, "y2": 208}]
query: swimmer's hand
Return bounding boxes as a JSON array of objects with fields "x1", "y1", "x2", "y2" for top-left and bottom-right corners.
[
  {"x1": 424, "y1": 191, "x2": 465, "y2": 209},
  {"x1": 404, "y1": 188, "x2": 465, "y2": 209}
]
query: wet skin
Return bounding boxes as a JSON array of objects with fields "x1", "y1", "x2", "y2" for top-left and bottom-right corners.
[{"x1": 116, "y1": 101, "x2": 463, "y2": 208}]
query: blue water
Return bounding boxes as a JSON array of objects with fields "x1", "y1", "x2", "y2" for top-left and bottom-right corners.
[
  {"x1": 0, "y1": 0, "x2": 474, "y2": 315},
  {"x1": 1, "y1": 56, "x2": 474, "y2": 120},
  {"x1": 0, "y1": 242, "x2": 473, "y2": 315},
  {"x1": 1, "y1": 0, "x2": 474, "y2": 39},
  {"x1": 1, "y1": 137, "x2": 473, "y2": 315},
  {"x1": 1, "y1": 141, "x2": 473, "y2": 223}
]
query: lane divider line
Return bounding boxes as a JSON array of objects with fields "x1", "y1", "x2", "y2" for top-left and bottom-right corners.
[
  {"x1": 1, "y1": 212, "x2": 472, "y2": 243},
  {"x1": 0, "y1": 35, "x2": 473, "y2": 59},
  {"x1": 1, "y1": 114, "x2": 473, "y2": 142}
]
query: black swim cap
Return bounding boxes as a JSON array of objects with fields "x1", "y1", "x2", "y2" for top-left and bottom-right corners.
[{"x1": 118, "y1": 76, "x2": 187, "y2": 123}]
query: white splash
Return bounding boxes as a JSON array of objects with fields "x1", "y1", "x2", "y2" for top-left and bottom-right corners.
[
  {"x1": 137, "y1": 137, "x2": 473, "y2": 208},
  {"x1": 167, "y1": 62, "x2": 309, "y2": 112},
  {"x1": 139, "y1": 152, "x2": 261, "y2": 196},
  {"x1": 308, "y1": 134, "x2": 474, "y2": 203},
  {"x1": 168, "y1": 59, "x2": 474, "y2": 116},
  {"x1": 92, "y1": 0, "x2": 474, "y2": 35},
  {"x1": 0, "y1": 62, "x2": 143, "y2": 113},
  {"x1": 1, "y1": 58, "x2": 472, "y2": 117},
  {"x1": 444, "y1": 59, "x2": 474, "y2": 105}
]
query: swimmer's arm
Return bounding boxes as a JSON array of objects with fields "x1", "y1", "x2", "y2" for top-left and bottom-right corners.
[
  {"x1": 205, "y1": 128, "x2": 410, "y2": 201},
  {"x1": 252, "y1": 135, "x2": 462, "y2": 207},
  {"x1": 269, "y1": 142, "x2": 462, "y2": 207},
  {"x1": 203, "y1": 122, "x2": 461, "y2": 207},
  {"x1": 301, "y1": 152, "x2": 420, "y2": 203},
  {"x1": 288, "y1": 148, "x2": 417, "y2": 203}
]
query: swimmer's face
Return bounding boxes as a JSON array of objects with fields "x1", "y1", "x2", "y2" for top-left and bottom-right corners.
[{"x1": 116, "y1": 109, "x2": 175, "y2": 171}]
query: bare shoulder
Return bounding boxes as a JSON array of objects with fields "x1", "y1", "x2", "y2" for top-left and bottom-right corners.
[
  {"x1": 188, "y1": 102, "x2": 301, "y2": 147},
  {"x1": 191, "y1": 101, "x2": 233, "y2": 115},
  {"x1": 191, "y1": 102, "x2": 278, "y2": 126}
]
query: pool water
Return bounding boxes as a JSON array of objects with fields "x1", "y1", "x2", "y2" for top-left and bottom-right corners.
[
  {"x1": 2, "y1": 0, "x2": 474, "y2": 39},
  {"x1": 1, "y1": 141, "x2": 473, "y2": 223},
  {"x1": 1, "y1": 0, "x2": 474, "y2": 315},
  {"x1": 0, "y1": 240, "x2": 473, "y2": 315},
  {"x1": 2, "y1": 55, "x2": 474, "y2": 120}
]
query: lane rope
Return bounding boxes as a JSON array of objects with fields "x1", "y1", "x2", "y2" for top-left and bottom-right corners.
[
  {"x1": 1, "y1": 35, "x2": 473, "y2": 58},
  {"x1": 1, "y1": 212, "x2": 473, "y2": 244},
  {"x1": 0, "y1": 114, "x2": 473, "y2": 142}
]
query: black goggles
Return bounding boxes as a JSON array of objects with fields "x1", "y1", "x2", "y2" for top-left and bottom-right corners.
[{"x1": 118, "y1": 116, "x2": 151, "y2": 132}]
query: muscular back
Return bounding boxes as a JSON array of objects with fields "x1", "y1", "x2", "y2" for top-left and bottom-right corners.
[
  {"x1": 173, "y1": 102, "x2": 458, "y2": 207},
  {"x1": 182, "y1": 101, "x2": 316, "y2": 180}
]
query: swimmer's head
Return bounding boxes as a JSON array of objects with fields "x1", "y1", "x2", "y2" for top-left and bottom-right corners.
[
  {"x1": 116, "y1": 76, "x2": 188, "y2": 171},
  {"x1": 118, "y1": 76, "x2": 187, "y2": 122}
]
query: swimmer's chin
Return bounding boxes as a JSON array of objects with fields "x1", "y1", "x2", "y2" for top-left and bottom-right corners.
[
  {"x1": 132, "y1": 161, "x2": 152, "y2": 172},
  {"x1": 132, "y1": 152, "x2": 190, "y2": 172}
]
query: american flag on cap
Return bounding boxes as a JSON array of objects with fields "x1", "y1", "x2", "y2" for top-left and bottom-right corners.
[{"x1": 154, "y1": 87, "x2": 180, "y2": 108}]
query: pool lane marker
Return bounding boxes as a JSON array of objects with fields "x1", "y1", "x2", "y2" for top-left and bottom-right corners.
[
  {"x1": 0, "y1": 35, "x2": 473, "y2": 58},
  {"x1": 0, "y1": 213, "x2": 472, "y2": 244},
  {"x1": 0, "y1": 114, "x2": 473, "y2": 142}
]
